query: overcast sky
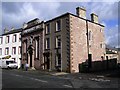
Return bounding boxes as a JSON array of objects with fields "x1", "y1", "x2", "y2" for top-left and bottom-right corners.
[{"x1": 1, "y1": 1, "x2": 119, "y2": 48}]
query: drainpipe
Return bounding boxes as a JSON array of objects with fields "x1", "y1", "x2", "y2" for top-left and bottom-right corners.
[{"x1": 86, "y1": 20, "x2": 89, "y2": 60}]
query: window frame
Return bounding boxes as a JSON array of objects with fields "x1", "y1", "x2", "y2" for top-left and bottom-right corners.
[
  {"x1": 6, "y1": 36, "x2": 10, "y2": 44},
  {"x1": 35, "y1": 37, "x2": 39, "y2": 59},
  {"x1": 45, "y1": 38, "x2": 50, "y2": 49},
  {"x1": 55, "y1": 36, "x2": 61, "y2": 48},
  {"x1": 12, "y1": 34, "x2": 17, "y2": 43},
  {"x1": 45, "y1": 24, "x2": 50, "y2": 35},
  {"x1": 12, "y1": 47, "x2": 16, "y2": 55},
  {"x1": 56, "y1": 20, "x2": 61, "y2": 32},
  {"x1": 5, "y1": 47, "x2": 9, "y2": 55},
  {"x1": 55, "y1": 54, "x2": 61, "y2": 67},
  {"x1": 0, "y1": 37, "x2": 3, "y2": 44},
  {"x1": 0, "y1": 48, "x2": 2, "y2": 55},
  {"x1": 18, "y1": 46, "x2": 21, "y2": 54}
]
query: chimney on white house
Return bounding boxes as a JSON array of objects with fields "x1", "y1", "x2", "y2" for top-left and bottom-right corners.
[
  {"x1": 91, "y1": 13, "x2": 98, "y2": 23},
  {"x1": 4, "y1": 28, "x2": 9, "y2": 34},
  {"x1": 76, "y1": 7, "x2": 86, "y2": 19},
  {"x1": 11, "y1": 27, "x2": 14, "y2": 31},
  {"x1": 23, "y1": 22, "x2": 28, "y2": 29}
]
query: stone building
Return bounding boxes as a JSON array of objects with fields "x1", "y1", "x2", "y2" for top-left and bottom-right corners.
[
  {"x1": 21, "y1": 7, "x2": 105, "y2": 73},
  {"x1": 43, "y1": 7, "x2": 105, "y2": 73},
  {"x1": 21, "y1": 18, "x2": 44, "y2": 69}
]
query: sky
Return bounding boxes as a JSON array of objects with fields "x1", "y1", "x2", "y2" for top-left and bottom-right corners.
[{"x1": 0, "y1": 1, "x2": 119, "y2": 48}]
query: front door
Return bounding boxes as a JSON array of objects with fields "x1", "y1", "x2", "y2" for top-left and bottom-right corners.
[
  {"x1": 30, "y1": 53, "x2": 32, "y2": 67},
  {"x1": 46, "y1": 57, "x2": 50, "y2": 69}
]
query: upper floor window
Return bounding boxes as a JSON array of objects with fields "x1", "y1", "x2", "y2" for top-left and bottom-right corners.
[
  {"x1": 12, "y1": 47, "x2": 16, "y2": 55},
  {"x1": 0, "y1": 48, "x2": 2, "y2": 55},
  {"x1": 45, "y1": 24, "x2": 50, "y2": 34},
  {"x1": 35, "y1": 38, "x2": 39, "y2": 58},
  {"x1": 6, "y1": 36, "x2": 9, "y2": 44},
  {"x1": 12, "y1": 34, "x2": 17, "y2": 42},
  {"x1": 55, "y1": 36, "x2": 61, "y2": 48},
  {"x1": 100, "y1": 43, "x2": 104, "y2": 48},
  {"x1": 100, "y1": 28, "x2": 102, "y2": 32},
  {"x1": 18, "y1": 46, "x2": 21, "y2": 54},
  {"x1": 88, "y1": 31, "x2": 92, "y2": 40},
  {"x1": 45, "y1": 38, "x2": 50, "y2": 49},
  {"x1": 19, "y1": 34, "x2": 21, "y2": 42},
  {"x1": 0, "y1": 37, "x2": 3, "y2": 44},
  {"x1": 56, "y1": 20, "x2": 61, "y2": 31},
  {"x1": 5, "y1": 47, "x2": 9, "y2": 55}
]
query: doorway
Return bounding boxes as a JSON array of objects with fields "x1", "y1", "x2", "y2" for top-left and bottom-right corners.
[{"x1": 30, "y1": 53, "x2": 32, "y2": 67}]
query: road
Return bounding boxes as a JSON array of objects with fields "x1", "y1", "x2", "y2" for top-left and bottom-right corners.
[{"x1": 1, "y1": 69, "x2": 120, "y2": 89}]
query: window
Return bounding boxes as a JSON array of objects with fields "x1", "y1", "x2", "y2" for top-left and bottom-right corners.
[
  {"x1": 45, "y1": 38, "x2": 50, "y2": 49},
  {"x1": 0, "y1": 37, "x2": 3, "y2": 44},
  {"x1": 100, "y1": 43, "x2": 103, "y2": 48},
  {"x1": 12, "y1": 47, "x2": 16, "y2": 55},
  {"x1": 6, "y1": 36, "x2": 9, "y2": 43},
  {"x1": 55, "y1": 36, "x2": 61, "y2": 48},
  {"x1": 19, "y1": 34, "x2": 21, "y2": 42},
  {"x1": 100, "y1": 28, "x2": 102, "y2": 32},
  {"x1": 45, "y1": 24, "x2": 50, "y2": 34},
  {"x1": 0, "y1": 48, "x2": 2, "y2": 55},
  {"x1": 88, "y1": 31, "x2": 92, "y2": 40},
  {"x1": 12, "y1": 34, "x2": 17, "y2": 42},
  {"x1": 35, "y1": 38, "x2": 39, "y2": 58},
  {"x1": 18, "y1": 46, "x2": 21, "y2": 54},
  {"x1": 56, "y1": 20, "x2": 61, "y2": 31},
  {"x1": 23, "y1": 40, "x2": 27, "y2": 53},
  {"x1": 55, "y1": 54, "x2": 61, "y2": 67},
  {"x1": 5, "y1": 47, "x2": 9, "y2": 55}
]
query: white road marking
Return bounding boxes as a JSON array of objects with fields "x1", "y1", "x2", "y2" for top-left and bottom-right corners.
[
  {"x1": 30, "y1": 78, "x2": 48, "y2": 83},
  {"x1": 10, "y1": 74, "x2": 48, "y2": 83},
  {"x1": 97, "y1": 75, "x2": 104, "y2": 78},
  {"x1": 63, "y1": 85, "x2": 72, "y2": 88},
  {"x1": 89, "y1": 78, "x2": 110, "y2": 82},
  {"x1": 15, "y1": 74, "x2": 23, "y2": 77}
]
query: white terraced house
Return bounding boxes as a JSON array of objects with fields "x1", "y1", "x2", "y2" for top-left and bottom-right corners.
[{"x1": 0, "y1": 28, "x2": 22, "y2": 68}]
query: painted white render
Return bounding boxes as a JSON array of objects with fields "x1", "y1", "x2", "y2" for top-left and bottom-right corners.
[{"x1": 0, "y1": 31, "x2": 21, "y2": 68}]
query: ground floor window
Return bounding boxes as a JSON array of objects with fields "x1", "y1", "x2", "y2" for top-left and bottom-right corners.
[{"x1": 55, "y1": 54, "x2": 61, "y2": 67}]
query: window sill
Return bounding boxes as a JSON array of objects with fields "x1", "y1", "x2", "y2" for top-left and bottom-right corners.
[
  {"x1": 55, "y1": 30, "x2": 61, "y2": 33},
  {"x1": 45, "y1": 49, "x2": 50, "y2": 50},
  {"x1": 55, "y1": 47, "x2": 61, "y2": 49},
  {"x1": 45, "y1": 33, "x2": 50, "y2": 35}
]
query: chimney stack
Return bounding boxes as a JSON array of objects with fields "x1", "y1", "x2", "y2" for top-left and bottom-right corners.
[
  {"x1": 76, "y1": 7, "x2": 86, "y2": 19},
  {"x1": 4, "y1": 28, "x2": 9, "y2": 34},
  {"x1": 11, "y1": 27, "x2": 14, "y2": 31},
  {"x1": 23, "y1": 22, "x2": 28, "y2": 29},
  {"x1": 91, "y1": 13, "x2": 98, "y2": 23}
]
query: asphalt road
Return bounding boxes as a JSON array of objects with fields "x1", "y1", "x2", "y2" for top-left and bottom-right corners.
[{"x1": 1, "y1": 69, "x2": 120, "y2": 89}]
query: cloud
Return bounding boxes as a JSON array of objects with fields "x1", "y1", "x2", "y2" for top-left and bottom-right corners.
[
  {"x1": 105, "y1": 25, "x2": 118, "y2": 47},
  {"x1": 2, "y1": 2, "x2": 118, "y2": 48},
  {"x1": 2, "y1": 2, "x2": 60, "y2": 31},
  {"x1": 80, "y1": 2, "x2": 118, "y2": 22}
]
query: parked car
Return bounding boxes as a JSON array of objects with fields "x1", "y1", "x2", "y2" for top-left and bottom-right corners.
[{"x1": 0, "y1": 58, "x2": 18, "y2": 69}]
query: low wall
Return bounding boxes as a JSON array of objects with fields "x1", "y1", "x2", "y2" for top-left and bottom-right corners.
[{"x1": 79, "y1": 58, "x2": 117, "y2": 72}]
